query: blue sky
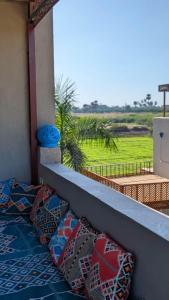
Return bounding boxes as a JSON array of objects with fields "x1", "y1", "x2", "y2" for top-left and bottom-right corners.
[{"x1": 53, "y1": 0, "x2": 169, "y2": 107}]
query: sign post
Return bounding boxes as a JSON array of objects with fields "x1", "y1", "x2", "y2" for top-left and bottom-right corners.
[{"x1": 158, "y1": 84, "x2": 169, "y2": 117}]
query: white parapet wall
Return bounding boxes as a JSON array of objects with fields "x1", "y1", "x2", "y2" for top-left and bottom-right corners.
[
  {"x1": 39, "y1": 163, "x2": 169, "y2": 300},
  {"x1": 153, "y1": 117, "x2": 169, "y2": 178}
]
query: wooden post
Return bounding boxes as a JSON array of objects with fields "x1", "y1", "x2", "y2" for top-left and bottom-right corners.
[
  {"x1": 163, "y1": 91, "x2": 166, "y2": 117},
  {"x1": 27, "y1": 24, "x2": 38, "y2": 184}
]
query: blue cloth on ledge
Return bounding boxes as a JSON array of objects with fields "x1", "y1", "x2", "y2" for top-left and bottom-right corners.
[{"x1": 0, "y1": 215, "x2": 85, "y2": 300}]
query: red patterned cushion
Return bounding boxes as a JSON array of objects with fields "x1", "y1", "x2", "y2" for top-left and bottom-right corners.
[
  {"x1": 58, "y1": 218, "x2": 98, "y2": 292},
  {"x1": 85, "y1": 233, "x2": 134, "y2": 300},
  {"x1": 30, "y1": 184, "x2": 54, "y2": 223},
  {"x1": 49, "y1": 210, "x2": 78, "y2": 265}
]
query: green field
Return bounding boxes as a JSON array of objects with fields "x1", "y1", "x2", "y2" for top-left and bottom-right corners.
[{"x1": 81, "y1": 136, "x2": 153, "y2": 166}]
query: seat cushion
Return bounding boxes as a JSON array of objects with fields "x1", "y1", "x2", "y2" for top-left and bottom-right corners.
[
  {"x1": 34, "y1": 194, "x2": 69, "y2": 245},
  {"x1": 0, "y1": 178, "x2": 15, "y2": 206},
  {"x1": 30, "y1": 184, "x2": 54, "y2": 223},
  {"x1": 0, "y1": 214, "x2": 84, "y2": 300},
  {"x1": 4, "y1": 182, "x2": 40, "y2": 215},
  {"x1": 49, "y1": 210, "x2": 78, "y2": 266},
  {"x1": 85, "y1": 233, "x2": 134, "y2": 300},
  {"x1": 58, "y1": 218, "x2": 98, "y2": 292}
]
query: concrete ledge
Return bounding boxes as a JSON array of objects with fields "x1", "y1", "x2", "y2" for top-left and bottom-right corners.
[
  {"x1": 40, "y1": 163, "x2": 169, "y2": 241},
  {"x1": 39, "y1": 147, "x2": 61, "y2": 164},
  {"x1": 39, "y1": 163, "x2": 169, "y2": 300}
]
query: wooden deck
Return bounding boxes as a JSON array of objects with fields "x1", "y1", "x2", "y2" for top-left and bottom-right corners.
[
  {"x1": 111, "y1": 174, "x2": 169, "y2": 186},
  {"x1": 82, "y1": 169, "x2": 169, "y2": 210},
  {"x1": 111, "y1": 174, "x2": 169, "y2": 210}
]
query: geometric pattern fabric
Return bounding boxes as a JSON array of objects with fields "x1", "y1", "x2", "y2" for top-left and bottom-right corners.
[
  {"x1": 85, "y1": 233, "x2": 134, "y2": 300},
  {"x1": 49, "y1": 210, "x2": 78, "y2": 266},
  {"x1": 0, "y1": 178, "x2": 15, "y2": 206},
  {"x1": 58, "y1": 218, "x2": 98, "y2": 292},
  {"x1": 0, "y1": 232, "x2": 16, "y2": 255},
  {"x1": 0, "y1": 252, "x2": 62, "y2": 296},
  {"x1": 30, "y1": 184, "x2": 54, "y2": 223},
  {"x1": 4, "y1": 183, "x2": 40, "y2": 215},
  {"x1": 34, "y1": 195, "x2": 69, "y2": 245},
  {"x1": 0, "y1": 252, "x2": 84, "y2": 300},
  {"x1": 0, "y1": 214, "x2": 84, "y2": 300}
]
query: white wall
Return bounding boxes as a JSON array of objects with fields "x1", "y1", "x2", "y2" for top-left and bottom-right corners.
[{"x1": 153, "y1": 117, "x2": 169, "y2": 179}]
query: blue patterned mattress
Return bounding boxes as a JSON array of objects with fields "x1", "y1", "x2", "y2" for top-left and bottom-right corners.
[{"x1": 0, "y1": 215, "x2": 84, "y2": 300}]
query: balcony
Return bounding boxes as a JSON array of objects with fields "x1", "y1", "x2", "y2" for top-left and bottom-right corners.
[
  {"x1": 1, "y1": 2, "x2": 169, "y2": 299},
  {"x1": 39, "y1": 160, "x2": 169, "y2": 300}
]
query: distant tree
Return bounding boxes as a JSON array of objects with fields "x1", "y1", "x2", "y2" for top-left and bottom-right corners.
[
  {"x1": 124, "y1": 104, "x2": 131, "y2": 112},
  {"x1": 146, "y1": 94, "x2": 151, "y2": 101},
  {"x1": 133, "y1": 101, "x2": 138, "y2": 108}
]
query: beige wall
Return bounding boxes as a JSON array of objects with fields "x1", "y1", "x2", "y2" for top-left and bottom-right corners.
[
  {"x1": 0, "y1": 2, "x2": 55, "y2": 182},
  {"x1": 153, "y1": 117, "x2": 169, "y2": 179},
  {"x1": 35, "y1": 11, "x2": 55, "y2": 127},
  {"x1": 0, "y1": 2, "x2": 30, "y2": 182}
]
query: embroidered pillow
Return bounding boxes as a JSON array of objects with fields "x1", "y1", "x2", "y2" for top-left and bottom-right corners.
[
  {"x1": 0, "y1": 178, "x2": 15, "y2": 206},
  {"x1": 30, "y1": 184, "x2": 54, "y2": 223},
  {"x1": 49, "y1": 210, "x2": 78, "y2": 265},
  {"x1": 85, "y1": 233, "x2": 134, "y2": 300},
  {"x1": 4, "y1": 182, "x2": 41, "y2": 215},
  {"x1": 34, "y1": 194, "x2": 69, "y2": 245},
  {"x1": 58, "y1": 218, "x2": 98, "y2": 292}
]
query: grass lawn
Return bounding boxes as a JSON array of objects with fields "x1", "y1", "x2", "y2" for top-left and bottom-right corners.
[{"x1": 81, "y1": 136, "x2": 153, "y2": 166}]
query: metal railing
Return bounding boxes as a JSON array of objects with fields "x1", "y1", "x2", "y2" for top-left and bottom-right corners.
[{"x1": 83, "y1": 160, "x2": 153, "y2": 178}]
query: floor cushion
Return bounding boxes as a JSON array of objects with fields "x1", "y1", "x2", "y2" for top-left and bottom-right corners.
[
  {"x1": 4, "y1": 182, "x2": 40, "y2": 215},
  {"x1": 30, "y1": 184, "x2": 54, "y2": 223},
  {"x1": 0, "y1": 178, "x2": 15, "y2": 206},
  {"x1": 85, "y1": 233, "x2": 134, "y2": 300},
  {"x1": 58, "y1": 218, "x2": 98, "y2": 292},
  {"x1": 34, "y1": 194, "x2": 69, "y2": 245},
  {"x1": 0, "y1": 215, "x2": 85, "y2": 300},
  {"x1": 49, "y1": 210, "x2": 78, "y2": 266}
]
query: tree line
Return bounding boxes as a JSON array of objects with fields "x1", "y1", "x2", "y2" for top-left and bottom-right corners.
[{"x1": 72, "y1": 94, "x2": 164, "y2": 113}]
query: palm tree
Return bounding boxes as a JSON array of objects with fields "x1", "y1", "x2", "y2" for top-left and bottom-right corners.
[
  {"x1": 55, "y1": 78, "x2": 86, "y2": 171},
  {"x1": 55, "y1": 78, "x2": 118, "y2": 171},
  {"x1": 76, "y1": 117, "x2": 118, "y2": 151}
]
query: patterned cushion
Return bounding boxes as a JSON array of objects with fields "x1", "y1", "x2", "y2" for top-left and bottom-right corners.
[
  {"x1": 4, "y1": 182, "x2": 41, "y2": 215},
  {"x1": 58, "y1": 218, "x2": 98, "y2": 292},
  {"x1": 30, "y1": 184, "x2": 54, "y2": 223},
  {"x1": 49, "y1": 210, "x2": 78, "y2": 265},
  {"x1": 0, "y1": 178, "x2": 15, "y2": 206},
  {"x1": 34, "y1": 194, "x2": 69, "y2": 245},
  {"x1": 85, "y1": 233, "x2": 135, "y2": 300}
]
